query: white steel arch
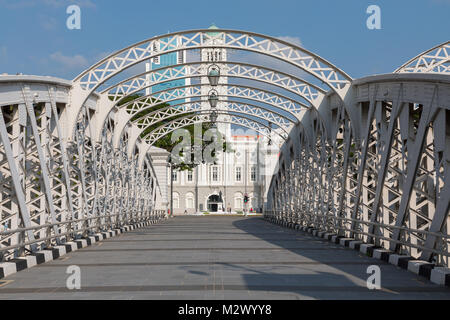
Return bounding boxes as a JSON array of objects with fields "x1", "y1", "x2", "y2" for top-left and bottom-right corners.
[
  {"x1": 118, "y1": 84, "x2": 306, "y2": 119},
  {"x1": 106, "y1": 83, "x2": 307, "y2": 149},
  {"x1": 74, "y1": 29, "x2": 352, "y2": 94},
  {"x1": 395, "y1": 41, "x2": 450, "y2": 74},
  {"x1": 103, "y1": 61, "x2": 325, "y2": 107},
  {"x1": 119, "y1": 100, "x2": 293, "y2": 152},
  {"x1": 141, "y1": 112, "x2": 286, "y2": 146},
  {"x1": 133, "y1": 100, "x2": 293, "y2": 129},
  {"x1": 67, "y1": 29, "x2": 353, "y2": 142}
]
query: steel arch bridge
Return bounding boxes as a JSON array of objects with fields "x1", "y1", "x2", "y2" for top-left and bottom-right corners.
[{"x1": 0, "y1": 30, "x2": 449, "y2": 289}]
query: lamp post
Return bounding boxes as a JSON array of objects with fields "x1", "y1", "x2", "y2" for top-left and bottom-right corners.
[
  {"x1": 207, "y1": 64, "x2": 220, "y2": 86},
  {"x1": 167, "y1": 155, "x2": 173, "y2": 217},
  {"x1": 210, "y1": 110, "x2": 218, "y2": 128},
  {"x1": 191, "y1": 144, "x2": 206, "y2": 214},
  {"x1": 208, "y1": 89, "x2": 219, "y2": 109},
  {"x1": 208, "y1": 88, "x2": 219, "y2": 129}
]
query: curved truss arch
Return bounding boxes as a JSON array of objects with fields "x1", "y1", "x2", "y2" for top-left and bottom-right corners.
[
  {"x1": 395, "y1": 41, "x2": 450, "y2": 74},
  {"x1": 107, "y1": 82, "x2": 305, "y2": 150},
  {"x1": 103, "y1": 61, "x2": 326, "y2": 107},
  {"x1": 73, "y1": 29, "x2": 352, "y2": 106},
  {"x1": 120, "y1": 101, "x2": 292, "y2": 152},
  {"x1": 75, "y1": 29, "x2": 352, "y2": 91},
  {"x1": 142, "y1": 112, "x2": 287, "y2": 147},
  {"x1": 133, "y1": 100, "x2": 293, "y2": 128},
  {"x1": 120, "y1": 83, "x2": 308, "y2": 120}
]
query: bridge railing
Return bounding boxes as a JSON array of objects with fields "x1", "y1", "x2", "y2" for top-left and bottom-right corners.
[
  {"x1": 0, "y1": 210, "x2": 166, "y2": 260},
  {"x1": 264, "y1": 210, "x2": 450, "y2": 265}
]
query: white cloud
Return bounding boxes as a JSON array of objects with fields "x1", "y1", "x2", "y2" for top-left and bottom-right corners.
[{"x1": 50, "y1": 52, "x2": 89, "y2": 69}]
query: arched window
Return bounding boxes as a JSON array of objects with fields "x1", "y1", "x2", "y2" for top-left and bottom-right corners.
[
  {"x1": 173, "y1": 192, "x2": 180, "y2": 209},
  {"x1": 186, "y1": 192, "x2": 194, "y2": 209},
  {"x1": 234, "y1": 192, "x2": 243, "y2": 209}
]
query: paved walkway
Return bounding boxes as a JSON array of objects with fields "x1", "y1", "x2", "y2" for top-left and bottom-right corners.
[{"x1": 0, "y1": 216, "x2": 449, "y2": 299}]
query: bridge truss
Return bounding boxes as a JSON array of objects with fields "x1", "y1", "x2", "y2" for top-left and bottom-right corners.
[{"x1": 0, "y1": 29, "x2": 449, "y2": 272}]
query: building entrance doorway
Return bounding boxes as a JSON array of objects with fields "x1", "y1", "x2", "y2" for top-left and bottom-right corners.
[{"x1": 207, "y1": 195, "x2": 223, "y2": 212}]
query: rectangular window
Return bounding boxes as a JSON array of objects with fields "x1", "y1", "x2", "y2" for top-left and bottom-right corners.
[
  {"x1": 152, "y1": 42, "x2": 159, "y2": 64},
  {"x1": 178, "y1": 50, "x2": 184, "y2": 64},
  {"x1": 187, "y1": 170, "x2": 193, "y2": 182},
  {"x1": 235, "y1": 167, "x2": 241, "y2": 182},
  {"x1": 172, "y1": 170, "x2": 177, "y2": 182},
  {"x1": 250, "y1": 166, "x2": 256, "y2": 182},
  {"x1": 212, "y1": 166, "x2": 218, "y2": 182}
]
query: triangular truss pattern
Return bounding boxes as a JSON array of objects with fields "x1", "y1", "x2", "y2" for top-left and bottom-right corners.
[{"x1": 395, "y1": 41, "x2": 450, "y2": 74}]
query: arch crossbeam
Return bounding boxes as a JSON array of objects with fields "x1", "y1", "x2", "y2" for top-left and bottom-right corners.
[
  {"x1": 143, "y1": 113, "x2": 286, "y2": 146},
  {"x1": 133, "y1": 100, "x2": 293, "y2": 130},
  {"x1": 121, "y1": 84, "x2": 307, "y2": 119},
  {"x1": 103, "y1": 61, "x2": 325, "y2": 107}
]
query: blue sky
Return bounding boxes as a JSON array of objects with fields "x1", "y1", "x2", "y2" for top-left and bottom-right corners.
[{"x1": 0, "y1": 0, "x2": 449, "y2": 81}]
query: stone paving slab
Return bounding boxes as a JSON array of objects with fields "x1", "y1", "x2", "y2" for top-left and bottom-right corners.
[{"x1": 0, "y1": 216, "x2": 449, "y2": 300}]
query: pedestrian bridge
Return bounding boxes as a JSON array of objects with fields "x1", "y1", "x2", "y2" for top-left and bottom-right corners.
[
  {"x1": 0, "y1": 29, "x2": 449, "y2": 297},
  {"x1": 0, "y1": 216, "x2": 449, "y2": 300}
]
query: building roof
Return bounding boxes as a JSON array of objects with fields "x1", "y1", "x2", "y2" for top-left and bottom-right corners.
[
  {"x1": 209, "y1": 23, "x2": 219, "y2": 30},
  {"x1": 207, "y1": 23, "x2": 220, "y2": 36}
]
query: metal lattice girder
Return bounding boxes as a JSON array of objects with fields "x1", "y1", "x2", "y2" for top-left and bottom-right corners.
[
  {"x1": 120, "y1": 84, "x2": 308, "y2": 119},
  {"x1": 269, "y1": 74, "x2": 450, "y2": 267},
  {"x1": 133, "y1": 100, "x2": 293, "y2": 128},
  {"x1": 103, "y1": 61, "x2": 326, "y2": 107},
  {"x1": 142, "y1": 113, "x2": 286, "y2": 146},
  {"x1": 0, "y1": 84, "x2": 154, "y2": 260},
  {"x1": 109, "y1": 80, "x2": 302, "y2": 151},
  {"x1": 395, "y1": 41, "x2": 450, "y2": 74},
  {"x1": 0, "y1": 83, "x2": 159, "y2": 260},
  {"x1": 74, "y1": 29, "x2": 352, "y2": 96}
]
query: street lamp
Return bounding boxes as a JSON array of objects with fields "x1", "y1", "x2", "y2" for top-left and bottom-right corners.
[
  {"x1": 167, "y1": 154, "x2": 173, "y2": 217},
  {"x1": 210, "y1": 110, "x2": 218, "y2": 123},
  {"x1": 209, "y1": 109, "x2": 218, "y2": 129},
  {"x1": 268, "y1": 121, "x2": 272, "y2": 146},
  {"x1": 208, "y1": 89, "x2": 219, "y2": 109},
  {"x1": 207, "y1": 65, "x2": 220, "y2": 86}
]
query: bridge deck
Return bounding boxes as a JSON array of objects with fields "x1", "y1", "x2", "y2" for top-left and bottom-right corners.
[{"x1": 0, "y1": 216, "x2": 449, "y2": 300}]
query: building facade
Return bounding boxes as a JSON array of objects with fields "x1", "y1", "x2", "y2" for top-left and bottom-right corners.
[
  {"x1": 170, "y1": 134, "x2": 279, "y2": 215},
  {"x1": 145, "y1": 35, "x2": 190, "y2": 104}
]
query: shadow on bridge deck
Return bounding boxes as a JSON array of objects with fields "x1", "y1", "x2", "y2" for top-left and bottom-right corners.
[
  {"x1": 232, "y1": 217, "x2": 450, "y2": 299},
  {"x1": 0, "y1": 216, "x2": 448, "y2": 300}
]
